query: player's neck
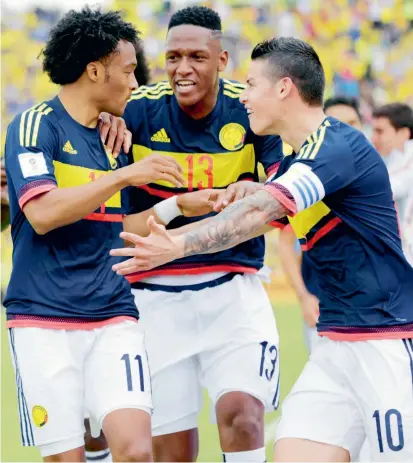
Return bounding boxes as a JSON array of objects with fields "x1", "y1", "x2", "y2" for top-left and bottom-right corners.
[
  {"x1": 178, "y1": 82, "x2": 219, "y2": 120},
  {"x1": 280, "y1": 107, "x2": 326, "y2": 153},
  {"x1": 58, "y1": 85, "x2": 100, "y2": 129}
]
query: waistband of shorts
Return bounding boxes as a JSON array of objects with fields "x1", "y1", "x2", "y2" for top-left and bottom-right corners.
[
  {"x1": 131, "y1": 272, "x2": 242, "y2": 293},
  {"x1": 319, "y1": 322, "x2": 413, "y2": 341},
  {"x1": 6, "y1": 315, "x2": 138, "y2": 330}
]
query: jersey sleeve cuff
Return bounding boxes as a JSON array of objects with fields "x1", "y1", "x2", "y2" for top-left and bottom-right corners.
[
  {"x1": 18, "y1": 180, "x2": 57, "y2": 209},
  {"x1": 264, "y1": 183, "x2": 297, "y2": 216}
]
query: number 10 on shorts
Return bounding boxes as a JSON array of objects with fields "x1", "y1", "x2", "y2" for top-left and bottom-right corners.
[{"x1": 121, "y1": 354, "x2": 145, "y2": 392}]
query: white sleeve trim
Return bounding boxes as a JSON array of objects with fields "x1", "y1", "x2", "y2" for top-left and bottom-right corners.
[{"x1": 273, "y1": 162, "x2": 325, "y2": 212}]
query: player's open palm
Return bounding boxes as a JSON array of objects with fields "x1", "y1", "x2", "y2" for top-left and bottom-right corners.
[
  {"x1": 214, "y1": 181, "x2": 264, "y2": 212},
  {"x1": 177, "y1": 189, "x2": 221, "y2": 217},
  {"x1": 111, "y1": 216, "x2": 180, "y2": 275},
  {"x1": 126, "y1": 154, "x2": 185, "y2": 188},
  {"x1": 301, "y1": 293, "x2": 319, "y2": 328}
]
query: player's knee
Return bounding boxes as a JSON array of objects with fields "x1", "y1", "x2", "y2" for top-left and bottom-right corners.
[
  {"x1": 231, "y1": 412, "x2": 262, "y2": 440},
  {"x1": 111, "y1": 441, "x2": 152, "y2": 462}
]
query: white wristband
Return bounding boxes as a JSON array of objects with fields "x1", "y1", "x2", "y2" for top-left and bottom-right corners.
[{"x1": 154, "y1": 196, "x2": 183, "y2": 225}]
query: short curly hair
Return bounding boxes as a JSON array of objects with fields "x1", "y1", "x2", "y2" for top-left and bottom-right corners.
[
  {"x1": 42, "y1": 7, "x2": 139, "y2": 85},
  {"x1": 168, "y1": 6, "x2": 222, "y2": 32}
]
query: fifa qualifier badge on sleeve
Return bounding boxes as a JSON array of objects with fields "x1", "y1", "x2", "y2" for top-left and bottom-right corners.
[{"x1": 219, "y1": 123, "x2": 246, "y2": 151}]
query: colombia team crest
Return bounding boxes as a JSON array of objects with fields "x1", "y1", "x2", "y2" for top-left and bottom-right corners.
[
  {"x1": 32, "y1": 405, "x2": 48, "y2": 427},
  {"x1": 219, "y1": 123, "x2": 246, "y2": 151}
]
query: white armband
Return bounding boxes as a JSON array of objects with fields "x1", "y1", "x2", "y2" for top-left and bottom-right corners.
[{"x1": 154, "y1": 196, "x2": 183, "y2": 225}]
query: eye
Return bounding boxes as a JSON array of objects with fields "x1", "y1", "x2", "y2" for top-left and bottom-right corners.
[{"x1": 167, "y1": 56, "x2": 178, "y2": 62}]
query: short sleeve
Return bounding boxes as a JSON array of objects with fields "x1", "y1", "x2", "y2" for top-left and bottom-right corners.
[
  {"x1": 5, "y1": 110, "x2": 58, "y2": 210},
  {"x1": 254, "y1": 134, "x2": 283, "y2": 177},
  {"x1": 264, "y1": 128, "x2": 355, "y2": 215}
]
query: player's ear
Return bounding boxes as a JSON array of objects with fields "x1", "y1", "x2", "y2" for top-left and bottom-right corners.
[
  {"x1": 218, "y1": 50, "x2": 228, "y2": 72},
  {"x1": 398, "y1": 126, "x2": 411, "y2": 142},
  {"x1": 86, "y1": 62, "x2": 102, "y2": 83},
  {"x1": 278, "y1": 77, "x2": 293, "y2": 101}
]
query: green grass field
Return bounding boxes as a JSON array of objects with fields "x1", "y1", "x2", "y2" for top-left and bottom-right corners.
[{"x1": 1, "y1": 302, "x2": 307, "y2": 462}]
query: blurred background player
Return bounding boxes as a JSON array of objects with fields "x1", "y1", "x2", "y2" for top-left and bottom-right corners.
[
  {"x1": 278, "y1": 95, "x2": 364, "y2": 352},
  {"x1": 112, "y1": 36, "x2": 413, "y2": 463},
  {"x1": 372, "y1": 102, "x2": 413, "y2": 266},
  {"x1": 3, "y1": 7, "x2": 185, "y2": 461},
  {"x1": 102, "y1": 6, "x2": 283, "y2": 462}
]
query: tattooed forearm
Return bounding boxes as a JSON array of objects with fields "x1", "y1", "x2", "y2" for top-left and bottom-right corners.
[{"x1": 183, "y1": 189, "x2": 289, "y2": 257}]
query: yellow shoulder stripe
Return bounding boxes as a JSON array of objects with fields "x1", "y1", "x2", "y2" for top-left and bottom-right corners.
[
  {"x1": 130, "y1": 82, "x2": 172, "y2": 100},
  {"x1": 296, "y1": 121, "x2": 329, "y2": 160},
  {"x1": 19, "y1": 103, "x2": 53, "y2": 147},
  {"x1": 223, "y1": 79, "x2": 246, "y2": 90}
]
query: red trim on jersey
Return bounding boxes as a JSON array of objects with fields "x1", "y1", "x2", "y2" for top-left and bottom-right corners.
[
  {"x1": 264, "y1": 184, "x2": 297, "y2": 215},
  {"x1": 138, "y1": 184, "x2": 176, "y2": 198},
  {"x1": 6, "y1": 315, "x2": 138, "y2": 330},
  {"x1": 84, "y1": 212, "x2": 124, "y2": 222},
  {"x1": 265, "y1": 161, "x2": 281, "y2": 177},
  {"x1": 268, "y1": 220, "x2": 287, "y2": 229},
  {"x1": 320, "y1": 330, "x2": 413, "y2": 341},
  {"x1": 126, "y1": 265, "x2": 258, "y2": 283},
  {"x1": 19, "y1": 183, "x2": 57, "y2": 209},
  {"x1": 301, "y1": 217, "x2": 342, "y2": 251}
]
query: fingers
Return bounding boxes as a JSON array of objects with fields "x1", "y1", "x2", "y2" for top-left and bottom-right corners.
[
  {"x1": 112, "y1": 257, "x2": 150, "y2": 275},
  {"x1": 214, "y1": 187, "x2": 236, "y2": 212},
  {"x1": 113, "y1": 119, "x2": 127, "y2": 158},
  {"x1": 154, "y1": 155, "x2": 184, "y2": 173},
  {"x1": 123, "y1": 130, "x2": 132, "y2": 155},
  {"x1": 158, "y1": 165, "x2": 186, "y2": 187},
  {"x1": 120, "y1": 231, "x2": 146, "y2": 246},
  {"x1": 147, "y1": 215, "x2": 165, "y2": 234},
  {"x1": 98, "y1": 113, "x2": 112, "y2": 145},
  {"x1": 105, "y1": 119, "x2": 120, "y2": 156}
]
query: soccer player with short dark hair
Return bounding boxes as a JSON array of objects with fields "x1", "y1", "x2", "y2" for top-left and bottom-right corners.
[
  {"x1": 112, "y1": 36, "x2": 413, "y2": 462},
  {"x1": 4, "y1": 7, "x2": 185, "y2": 461},
  {"x1": 101, "y1": 6, "x2": 283, "y2": 462}
]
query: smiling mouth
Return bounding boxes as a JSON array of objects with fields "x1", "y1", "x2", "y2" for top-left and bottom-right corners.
[{"x1": 176, "y1": 80, "x2": 196, "y2": 89}]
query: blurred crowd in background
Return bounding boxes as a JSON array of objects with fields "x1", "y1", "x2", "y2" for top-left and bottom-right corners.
[{"x1": 2, "y1": 0, "x2": 413, "y2": 293}]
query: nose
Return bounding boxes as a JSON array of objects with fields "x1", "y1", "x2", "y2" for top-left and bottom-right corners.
[
  {"x1": 130, "y1": 73, "x2": 138, "y2": 91},
  {"x1": 239, "y1": 89, "x2": 247, "y2": 104},
  {"x1": 176, "y1": 57, "x2": 192, "y2": 77}
]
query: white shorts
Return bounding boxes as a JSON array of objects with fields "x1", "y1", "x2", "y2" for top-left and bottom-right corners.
[
  {"x1": 8, "y1": 320, "x2": 152, "y2": 457},
  {"x1": 132, "y1": 273, "x2": 280, "y2": 436},
  {"x1": 303, "y1": 325, "x2": 319, "y2": 353},
  {"x1": 276, "y1": 336, "x2": 413, "y2": 461}
]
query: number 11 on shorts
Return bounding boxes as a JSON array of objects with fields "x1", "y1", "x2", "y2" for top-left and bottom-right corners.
[{"x1": 121, "y1": 353, "x2": 145, "y2": 392}]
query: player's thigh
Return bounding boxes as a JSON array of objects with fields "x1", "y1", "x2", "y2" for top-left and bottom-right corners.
[
  {"x1": 350, "y1": 338, "x2": 413, "y2": 461},
  {"x1": 200, "y1": 274, "x2": 280, "y2": 411},
  {"x1": 275, "y1": 339, "x2": 365, "y2": 461},
  {"x1": 84, "y1": 321, "x2": 152, "y2": 433},
  {"x1": 8, "y1": 328, "x2": 85, "y2": 457},
  {"x1": 151, "y1": 356, "x2": 202, "y2": 436},
  {"x1": 132, "y1": 287, "x2": 199, "y2": 372}
]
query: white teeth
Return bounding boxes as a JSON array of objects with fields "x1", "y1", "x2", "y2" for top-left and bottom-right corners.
[
  {"x1": 247, "y1": 109, "x2": 253, "y2": 114},
  {"x1": 177, "y1": 81, "x2": 195, "y2": 87}
]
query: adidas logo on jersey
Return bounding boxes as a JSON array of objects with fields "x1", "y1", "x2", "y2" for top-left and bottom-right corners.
[
  {"x1": 151, "y1": 129, "x2": 170, "y2": 143},
  {"x1": 62, "y1": 141, "x2": 77, "y2": 154}
]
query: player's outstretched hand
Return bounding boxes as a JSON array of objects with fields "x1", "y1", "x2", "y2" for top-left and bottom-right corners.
[
  {"x1": 124, "y1": 154, "x2": 185, "y2": 188},
  {"x1": 214, "y1": 181, "x2": 264, "y2": 212},
  {"x1": 301, "y1": 293, "x2": 319, "y2": 328},
  {"x1": 98, "y1": 112, "x2": 132, "y2": 158},
  {"x1": 177, "y1": 189, "x2": 221, "y2": 217},
  {"x1": 110, "y1": 216, "x2": 182, "y2": 274}
]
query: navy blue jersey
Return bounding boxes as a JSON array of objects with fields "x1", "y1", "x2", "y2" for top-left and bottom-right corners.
[
  {"x1": 265, "y1": 117, "x2": 413, "y2": 339},
  {"x1": 4, "y1": 97, "x2": 137, "y2": 328},
  {"x1": 123, "y1": 78, "x2": 283, "y2": 283}
]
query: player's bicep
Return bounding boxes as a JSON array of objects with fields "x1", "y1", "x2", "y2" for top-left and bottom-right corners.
[{"x1": 5, "y1": 113, "x2": 57, "y2": 210}]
